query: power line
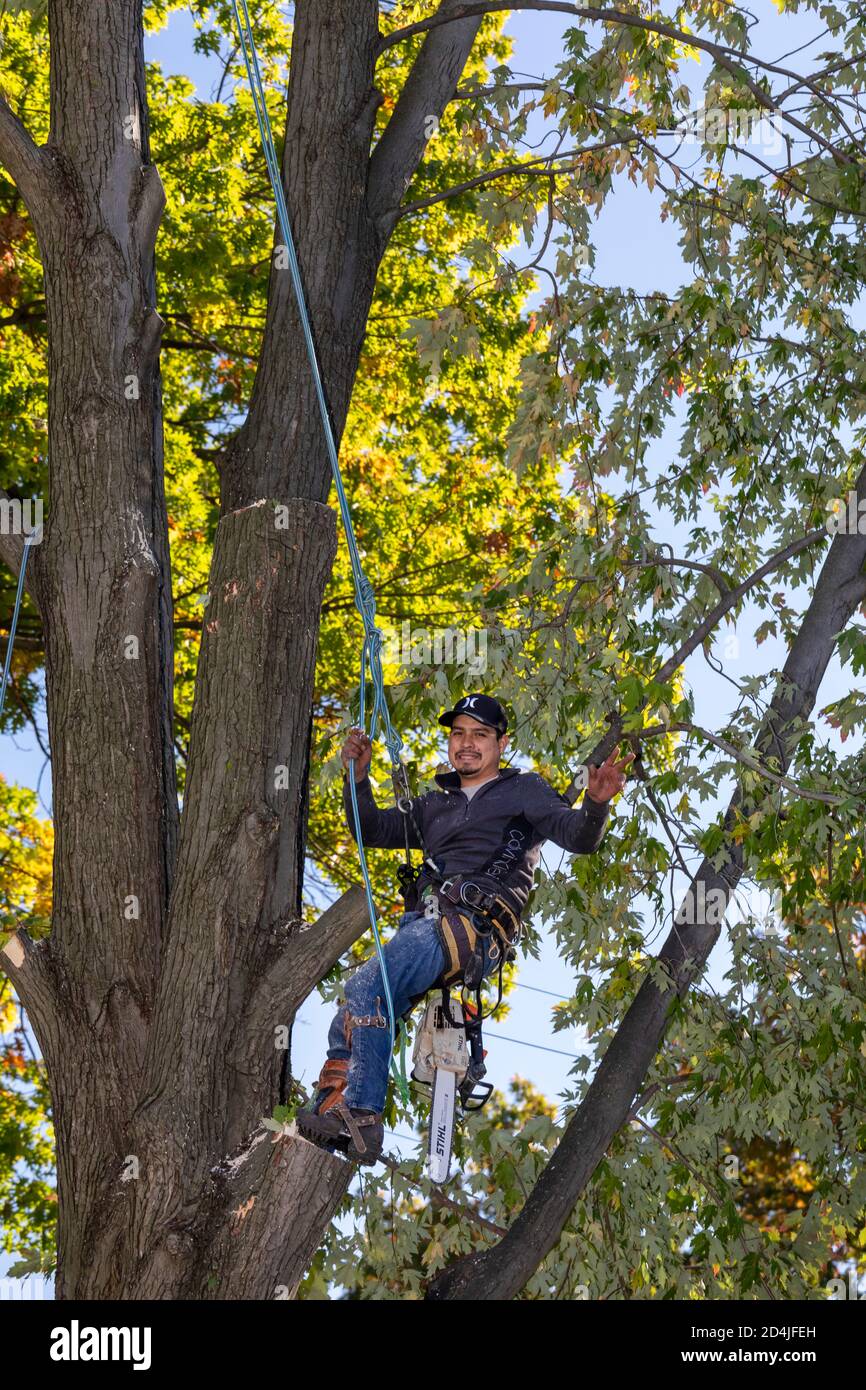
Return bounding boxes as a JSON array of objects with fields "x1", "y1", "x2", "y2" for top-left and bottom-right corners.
[
  {"x1": 382, "y1": 1024, "x2": 583, "y2": 1073},
  {"x1": 483, "y1": 1029, "x2": 581, "y2": 1059},
  {"x1": 385, "y1": 1128, "x2": 422, "y2": 1144},
  {"x1": 302, "y1": 995, "x2": 583, "y2": 1064},
  {"x1": 327, "y1": 958, "x2": 573, "y2": 1003},
  {"x1": 513, "y1": 980, "x2": 571, "y2": 1000}
]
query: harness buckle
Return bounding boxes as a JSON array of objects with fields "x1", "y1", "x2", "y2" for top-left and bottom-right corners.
[
  {"x1": 439, "y1": 876, "x2": 492, "y2": 914},
  {"x1": 460, "y1": 881, "x2": 491, "y2": 912}
]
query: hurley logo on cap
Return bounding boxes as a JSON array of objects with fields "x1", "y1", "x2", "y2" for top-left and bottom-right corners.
[{"x1": 438, "y1": 693, "x2": 508, "y2": 734}]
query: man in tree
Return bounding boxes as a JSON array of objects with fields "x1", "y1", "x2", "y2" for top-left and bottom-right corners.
[{"x1": 297, "y1": 693, "x2": 632, "y2": 1163}]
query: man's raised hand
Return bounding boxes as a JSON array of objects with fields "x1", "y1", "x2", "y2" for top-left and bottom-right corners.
[
  {"x1": 586, "y1": 747, "x2": 633, "y2": 803},
  {"x1": 342, "y1": 727, "x2": 373, "y2": 782}
]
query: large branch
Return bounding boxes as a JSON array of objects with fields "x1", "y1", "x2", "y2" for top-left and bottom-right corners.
[
  {"x1": 367, "y1": 0, "x2": 486, "y2": 235},
  {"x1": 200, "y1": 1127, "x2": 352, "y2": 1300},
  {"x1": 0, "y1": 92, "x2": 51, "y2": 214},
  {"x1": 124, "y1": 886, "x2": 371, "y2": 1297},
  {"x1": 223, "y1": 0, "x2": 489, "y2": 508},
  {"x1": 427, "y1": 488, "x2": 866, "y2": 1299},
  {"x1": 86, "y1": 876, "x2": 370, "y2": 1299},
  {"x1": 0, "y1": 930, "x2": 57, "y2": 1033},
  {"x1": 125, "y1": 497, "x2": 340, "y2": 1290},
  {"x1": 243, "y1": 884, "x2": 373, "y2": 1051},
  {"x1": 38, "y1": 0, "x2": 176, "y2": 987}
]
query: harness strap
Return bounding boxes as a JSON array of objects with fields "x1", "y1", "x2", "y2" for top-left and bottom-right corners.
[
  {"x1": 414, "y1": 805, "x2": 537, "y2": 909},
  {"x1": 330, "y1": 1097, "x2": 372, "y2": 1152},
  {"x1": 435, "y1": 907, "x2": 479, "y2": 987},
  {"x1": 433, "y1": 906, "x2": 515, "y2": 990},
  {"x1": 469, "y1": 948, "x2": 506, "y2": 1023},
  {"x1": 438, "y1": 875, "x2": 521, "y2": 944},
  {"x1": 393, "y1": 769, "x2": 443, "y2": 911},
  {"x1": 343, "y1": 995, "x2": 388, "y2": 1040}
]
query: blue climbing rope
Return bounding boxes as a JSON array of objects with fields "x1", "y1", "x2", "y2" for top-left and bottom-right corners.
[
  {"x1": 231, "y1": 0, "x2": 411, "y2": 1103},
  {"x1": 0, "y1": 531, "x2": 38, "y2": 723}
]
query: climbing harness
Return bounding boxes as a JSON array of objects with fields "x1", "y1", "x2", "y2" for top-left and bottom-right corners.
[
  {"x1": 435, "y1": 876, "x2": 520, "y2": 989},
  {"x1": 406, "y1": 879, "x2": 516, "y2": 1178},
  {"x1": 231, "y1": 0, "x2": 419, "y2": 1101},
  {"x1": 0, "y1": 529, "x2": 38, "y2": 724},
  {"x1": 396, "y1": 824, "x2": 526, "y2": 1163},
  {"x1": 411, "y1": 991, "x2": 493, "y2": 1182},
  {"x1": 425, "y1": 807, "x2": 533, "y2": 992}
]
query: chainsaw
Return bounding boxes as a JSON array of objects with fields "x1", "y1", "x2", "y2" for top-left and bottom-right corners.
[{"x1": 411, "y1": 991, "x2": 493, "y2": 1182}]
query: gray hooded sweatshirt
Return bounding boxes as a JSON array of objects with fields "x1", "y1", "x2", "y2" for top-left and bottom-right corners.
[{"x1": 342, "y1": 764, "x2": 610, "y2": 918}]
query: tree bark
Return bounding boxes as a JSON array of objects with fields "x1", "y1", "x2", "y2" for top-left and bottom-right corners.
[
  {"x1": 220, "y1": 0, "x2": 384, "y2": 512},
  {"x1": 12, "y1": 0, "x2": 178, "y2": 1298}
]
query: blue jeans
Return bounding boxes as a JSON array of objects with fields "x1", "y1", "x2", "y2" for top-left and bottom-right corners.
[{"x1": 325, "y1": 909, "x2": 503, "y2": 1113}]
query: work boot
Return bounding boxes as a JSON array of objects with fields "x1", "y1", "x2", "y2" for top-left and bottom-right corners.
[
  {"x1": 296, "y1": 1096, "x2": 384, "y2": 1165},
  {"x1": 295, "y1": 1058, "x2": 352, "y2": 1154}
]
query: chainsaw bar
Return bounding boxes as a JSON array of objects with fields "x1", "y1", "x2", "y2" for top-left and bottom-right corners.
[{"x1": 428, "y1": 1065, "x2": 457, "y2": 1183}]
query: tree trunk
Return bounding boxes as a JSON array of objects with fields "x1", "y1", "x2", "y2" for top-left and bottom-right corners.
[
  {"x1": 28, "y1": 0, "x2": 178, "y2": 1300},
  {"x1": 0, "y1": 0, "x2": 486, "y2": 1299}
]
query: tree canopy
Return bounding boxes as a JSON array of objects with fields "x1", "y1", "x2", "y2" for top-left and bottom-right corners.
[{"x1": 1, "y1": 0, "x2": 865, "y2": 1299}]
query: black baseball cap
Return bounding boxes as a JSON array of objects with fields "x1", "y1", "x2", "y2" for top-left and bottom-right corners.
[{"x1": 439, "y1": 693, "x2": 508, "y2": 735}]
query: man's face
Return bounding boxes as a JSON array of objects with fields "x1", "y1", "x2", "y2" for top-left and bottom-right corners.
[{"x1": 447, "y1": 715, "x2": 508, "y2": 782}]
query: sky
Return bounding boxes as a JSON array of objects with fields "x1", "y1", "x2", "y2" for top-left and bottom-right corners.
[{"x1": 2, "y1": 2, "x2": 862, "y2": 1290}]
